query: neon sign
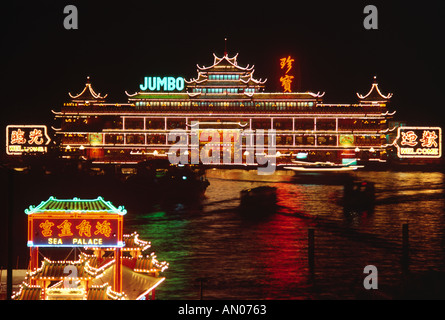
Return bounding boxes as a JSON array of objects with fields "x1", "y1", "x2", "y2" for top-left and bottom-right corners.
[
  {"x1": 30, "y1": 218, "x2": 118, "y2": 247},
  {"x1": 26, "y1": 196, "x2": 125, "y2": 248},
  {"x1": 139, "y1": 76, "x2": 185, "y2": 92},
  {"x1": 279, "y1": 56, "x2": 294, "y2": 93},
  {"x1": 394, "y1": 127, "x2": 442, "y2": 158},
  {"x1": 6, "y1": 125, "x2": 51, "y2": 155}
]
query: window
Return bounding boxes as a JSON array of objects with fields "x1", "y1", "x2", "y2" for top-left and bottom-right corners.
[{"x1": 125, "y1": 118, "x2": 144, "y2": 130}]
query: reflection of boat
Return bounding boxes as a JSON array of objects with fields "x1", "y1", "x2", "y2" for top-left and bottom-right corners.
[
  {"x1": 342, "y1": 181, "x2": 375, "y2": 210},
  {"x1": 239, "y1": 186, "x2": 277, "y2": 214},
  {"x1": 284, "y1": 160, "x2": 364, "y2": 173}
]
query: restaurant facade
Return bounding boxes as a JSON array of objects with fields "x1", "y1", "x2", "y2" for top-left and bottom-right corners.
[{"x1": 53, "y1": 52, "x2": 397, "y2": 166}]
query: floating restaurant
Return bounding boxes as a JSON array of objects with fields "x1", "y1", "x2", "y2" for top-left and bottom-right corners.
[
  {"x1": 13, "y1": 196, "x2": 168, "y2": 300},
  {"x1": 51, "y1": 51, "x2": 402, "y2": 167}
]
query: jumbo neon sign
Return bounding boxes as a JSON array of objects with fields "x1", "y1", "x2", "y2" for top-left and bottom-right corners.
[
  {"x1": 393, "y1": 127, "x2": 442, "y2": 158},
  {"x1": 139, "y1": 76, "x2": 185, "y2": 92}
]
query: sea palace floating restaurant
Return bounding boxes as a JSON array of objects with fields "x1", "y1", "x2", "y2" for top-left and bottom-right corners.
[
  {"x1": 53, "y1": 51, "x2": 398, "y2": 166},
  {"x1": 13, "y1": 196, "x2": 168, "y2": 300}
]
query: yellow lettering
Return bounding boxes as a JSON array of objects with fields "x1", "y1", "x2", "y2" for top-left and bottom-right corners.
[{"x1": 48, "y1": 238, "x2": 63, "y2": 245}]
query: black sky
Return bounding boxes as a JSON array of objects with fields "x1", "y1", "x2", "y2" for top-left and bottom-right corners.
[{"x1": 2, "y1": 1, "x2": 444, "y2": 130}]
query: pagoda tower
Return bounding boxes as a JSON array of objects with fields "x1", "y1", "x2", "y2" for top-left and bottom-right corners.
[{"x1": 185, "y1": 52, "x2": 267, "y2": 97}]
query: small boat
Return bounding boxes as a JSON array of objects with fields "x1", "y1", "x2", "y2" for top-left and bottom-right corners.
[
  {"x1": 284, "y1": 160, "x2": 363, "y2": 173},
  {"x1": 342, "y1": 181, "x2": 375, "y2": 210},
  {"x1": 239, "y1": 186, "x2": 277, "y2": 214}
]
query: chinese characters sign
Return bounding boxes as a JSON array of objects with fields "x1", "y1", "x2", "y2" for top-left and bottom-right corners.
[
  {"x1": 279, "y1": 56, "x2": 294, "y2": 93},
  {"x1": 6, "y1": 125, "x2": 51, "y2": 155},
  {"x1": 394, "y1": 127, "x2": 441, "y2": 158},
  {"x1": 29, "y1": 218, "x2": 120, "y2": 247}
]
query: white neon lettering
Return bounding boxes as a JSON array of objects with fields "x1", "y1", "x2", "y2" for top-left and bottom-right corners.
[{"x1": 139, "y1": 77, "x2": 185, "y2": 92}]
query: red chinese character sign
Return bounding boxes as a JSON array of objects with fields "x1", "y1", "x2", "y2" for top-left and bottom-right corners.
[
  {"x1": 31, "y1": 218, "x2": 119, "y2": 247},
  {"x1": 6, "y1": 125, "x2": 51, "y2": 155},
  {"x1": 279, "y1": 56, "x2": 294, "y2": 93},
  {"x1": 393, "y1": 127, "x2": 442, "y2": 158},
  {"x1": 26, "y1": 197, "x2": 125, "y2": 248}
]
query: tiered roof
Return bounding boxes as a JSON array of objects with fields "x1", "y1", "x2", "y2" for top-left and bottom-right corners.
[
  {"x1": 69, "y1": 76, "x2": 107, "y2": 103},
  {"x1": 123, "y1": 232, "x2": 151, "y2": 252},
  {"x1": 186, "y1": 52, "x2": 266, "y2": 98},
  {"x1": 126, "y1": 52, "x2": 326, "y2": 102},
  {"x1": 134, "y1": 253, "x2": 169, "y2": 275},
  {"x1": 357, "y1": 76, "x2": 393, "y2": 102},
  {"x1": 12, "y1": 283, "x2": 42, "y2": 300},
  {"x1": 195, "y1": 53, "x2": 255, "y2": 72},
  {"x1": 27, "y1": 256, "x2": 110, "y2": 282}
]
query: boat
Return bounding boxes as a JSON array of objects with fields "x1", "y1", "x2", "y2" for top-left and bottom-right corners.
[
  {"x1": 239, "y1": 186, "x2": 277, "y2": 214},
  {"x1": 342, "y1": 180, "x2": 375, "y2": 210},
  {"x1": 282, "y1": 160, "x2": 361, "y2": 185},
  {"x1": 123, "y1": 160, "x2": 210, "y2": 205},
  {"x1": 284, "y1": 160, "x2": 364, "y2": 172}
]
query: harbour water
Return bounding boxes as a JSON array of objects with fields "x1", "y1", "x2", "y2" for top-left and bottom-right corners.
[
  {"x1": 1, "y1": 168, "x2": 444, "y2": 299},
  {"x1": 124, "y1": 168, "x2": 445, "y2": 299}
]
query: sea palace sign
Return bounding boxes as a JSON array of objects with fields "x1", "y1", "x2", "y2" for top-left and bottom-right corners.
[{"x1": 26, "y1": 197, "x2": 126, "y2": 248}]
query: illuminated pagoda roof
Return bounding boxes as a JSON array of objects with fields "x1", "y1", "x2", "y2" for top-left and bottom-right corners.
[
  {"x1": 127, "y1": 51, "x2": 325, "y2": 102},
  {"x1": 27, "y1": 256, "x2": 110, "y2": 282},
  {"x1": 90, "y1": 264, "x2": 165, "y2": 300},
  {"x1": 11, "y1": 283, "x2": 42, "y2": 300},
  {"x1": 357, "y1": 76, "x2": 393, "y2": 102},
  {"x1": 25, "y1": 196, "x2": 127, "y2": 215},
  {"x1": 123, "y1": 232, "x2": 151, "y2": 252},
  {"x1": 195, "y1": 52, "x2": 255, "y2": 72},
  {"x1": 68, "y1": 76, "x2": 108, "y2": 103},
  {"x1": 185, "y1": 52, "x2": 266, "y2": 98},
  {"x1": 133, "y1": 254, "x2": 169, "y2": 276},
  {"x1": 86, "y1": 283, "x2": 123, "y2": 300}
]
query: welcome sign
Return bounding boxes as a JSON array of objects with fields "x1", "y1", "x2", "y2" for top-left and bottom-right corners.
[
  {"x1": 393, "y1": 127, "x2": 441, "y2": 158},
  {"x1": 6, "y1": 125, "x2": 51, "y2": 155}
]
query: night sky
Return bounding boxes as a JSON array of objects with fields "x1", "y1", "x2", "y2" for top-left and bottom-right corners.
[{"x1": 2, "y1": 1, "x2": 444, "y2": 139}]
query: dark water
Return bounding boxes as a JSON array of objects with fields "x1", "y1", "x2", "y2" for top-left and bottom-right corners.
[
  {"x1": 123, "y1": 169, "x2": 445, "y2": 300},
  {"x1": 1, "y1": 168, "x2": 444, "y2": 299}
]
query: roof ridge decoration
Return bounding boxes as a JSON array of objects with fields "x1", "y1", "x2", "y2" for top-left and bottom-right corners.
[
  {"x1": 357, "y1": 76, "x2": 393, "y2": 101},
  {"x1": 196, "y1": 52, "x2": 255, "y2": 72},
  {"x1": 69, "y1": 76, "x2": 108, "y2": 101},
  {"x1": 239, "y1": 70, "x2": 267, "y2": 85},
  {"x1": 184, "y1": 72, "x2": 208, "y2": 85},
  {"x1": 25, "y1": 196, "x2": 127, "y2": 215}
]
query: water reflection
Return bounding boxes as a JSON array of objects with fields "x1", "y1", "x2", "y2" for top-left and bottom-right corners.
[{"x1": 124, "y1": 169, "x2": 445, "y2": 299}]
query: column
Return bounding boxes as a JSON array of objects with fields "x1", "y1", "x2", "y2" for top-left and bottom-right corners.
[
  {"x1": 29, "y1": 247, "x2": 39, "y2": 286},
  {"x1": 114, "y1": 248, "x2": 122, "y2": 293}
]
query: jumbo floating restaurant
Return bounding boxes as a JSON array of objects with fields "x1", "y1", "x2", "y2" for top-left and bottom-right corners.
[{"x1": 51, "y1": 50, "x2": 416, "y2": 167}]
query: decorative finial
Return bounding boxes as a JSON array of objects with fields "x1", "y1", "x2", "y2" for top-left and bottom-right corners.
[{"x1": 224, "y1": 38, "x2": 227, "y2": 56}]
